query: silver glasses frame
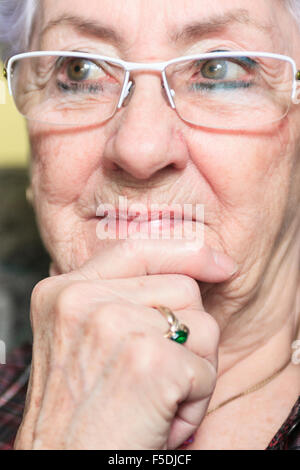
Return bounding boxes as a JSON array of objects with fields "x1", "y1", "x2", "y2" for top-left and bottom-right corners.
[{"x1": 4, "y1": 50, "x2": 300, "y2": 124}]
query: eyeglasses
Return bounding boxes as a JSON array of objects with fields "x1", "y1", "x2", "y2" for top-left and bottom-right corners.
[{"x1": 3, "y1": 50, "x2": 300, "y2": 130}]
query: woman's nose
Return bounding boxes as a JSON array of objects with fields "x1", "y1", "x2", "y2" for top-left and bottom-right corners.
[{"x1": 102, "y1": 75, "x2": 189, "y2": 180}]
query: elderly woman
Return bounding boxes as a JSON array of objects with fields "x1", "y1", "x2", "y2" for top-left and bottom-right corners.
[{"x1": 0, "y1": 0, "x2": 299, "y2": 450}]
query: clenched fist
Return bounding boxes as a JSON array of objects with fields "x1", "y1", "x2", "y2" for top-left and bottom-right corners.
[{"x1": 14, "y1": 240, "x2": 236, "y2": 450}]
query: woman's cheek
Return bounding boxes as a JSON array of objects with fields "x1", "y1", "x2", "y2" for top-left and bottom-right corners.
[
  {"x1": 29, "y1": 128, "x2": 106, "y2": 204},
  {"x1": 185, "y1": 124, "x2": 291, "y2": 209}
]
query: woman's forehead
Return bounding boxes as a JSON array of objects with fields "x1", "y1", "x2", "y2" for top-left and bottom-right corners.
[{"x1": 38, "y1": 0, "x2": 286, "y2": 53}]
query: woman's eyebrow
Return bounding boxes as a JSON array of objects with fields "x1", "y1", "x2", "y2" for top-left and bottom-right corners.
[
  {"x1": 40, "y1": 8, "x2": 274, "y2": 49},
  {"x1": 170, "y1": 8, "x2": 274, "y2": 44},
  {"x1": 41, "y1": 14, "x2": 124, "y2": 47}
]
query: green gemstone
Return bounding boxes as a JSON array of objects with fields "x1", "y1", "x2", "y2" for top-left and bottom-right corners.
[{"x1": 171, "y1": 330, "x2": 188, "y2": 344}]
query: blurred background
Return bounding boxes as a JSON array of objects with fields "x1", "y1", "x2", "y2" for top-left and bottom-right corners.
[
  {"x1": 0, "y1": 68, "x2": 49, "y2": 354},
  {"x1": 0, "y1": 69, "x2": 29, "y2": 167}
]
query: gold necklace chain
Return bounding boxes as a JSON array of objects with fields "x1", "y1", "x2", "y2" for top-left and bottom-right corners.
[{"x1": 206, "y1": 358, "x2": 291, "y2": 416}]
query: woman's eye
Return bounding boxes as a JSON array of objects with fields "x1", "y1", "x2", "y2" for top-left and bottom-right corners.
[
  {"x1": 64, "y1": 59, "x2": 104, "y2": 82},
  {"x1": 201, "y1": 59, "x2": 229, "y2": 80},
  {"x1": 198, "y1": 57, "x2": 257, "y2": 82}
]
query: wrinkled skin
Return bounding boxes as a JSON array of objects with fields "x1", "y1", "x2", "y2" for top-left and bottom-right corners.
[{"x1": 15, "y1": 0, "x2": 300, "y2": 449}]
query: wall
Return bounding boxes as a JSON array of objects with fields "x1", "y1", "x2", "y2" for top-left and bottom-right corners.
[{"x1": 0, "y1": 66, "x2": 30, "y2": 167}]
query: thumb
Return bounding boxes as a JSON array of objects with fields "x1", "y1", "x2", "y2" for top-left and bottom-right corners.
[{"x1": 74, "y1": 239, "x2": 237, "y2": 283}]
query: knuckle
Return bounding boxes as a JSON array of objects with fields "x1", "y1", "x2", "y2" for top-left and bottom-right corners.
[
  {"x1": 55, "y1": 281, "x2": 89, "y2": 324},
  {"x1": 90, "y1": 302, "x2": 130, "y2": 339},
  {"x1": 123, "y1": 334, "x2": 161, "y2": 375},
  {"x1": 187, "y1": 357, "x2": 217, "y2": 397},
  {"x1": 31, "y1": 277, "x2": 54, "y2": 306},
  {"x1": 176, "y1": 275, "x2": 202, "y2": 303},
  {"x1": 98, "y1": 301, "x2": 124, "y2": 318},
  {"x1": 30, "y1": 277, "x2": 60, "y2": 324},
  {"x1": 119, "y1": 240, "x2": 147, "y2": 273},
  {"x1": 202, "y1": 358, "x2": 218, "y2": 392},
  {"x1": 195, "y1": 311, "x2": 220, "y2": 365},
  {"x1": 202, "y1": 313, "x2": 220, "y2": 348}
]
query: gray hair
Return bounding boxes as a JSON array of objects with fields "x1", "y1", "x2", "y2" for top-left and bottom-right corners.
[
  {"x1": 0, "y1": 0, "x2": 37, "y2": 62},
  {"x1": 288, "y1": 0, "x2": 300, "y2": 22},
  {"x1": 1, "y1": 0, "x2": 300, "y2": 62}
]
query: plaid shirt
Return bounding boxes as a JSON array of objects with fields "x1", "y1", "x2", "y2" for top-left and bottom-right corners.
[{"x1": 0, "y1": 344, "x2": 299, "y2": 450}]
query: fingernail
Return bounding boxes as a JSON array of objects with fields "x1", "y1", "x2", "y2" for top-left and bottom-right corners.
[{"x1": 212, "y1": 251, "x2": 238, "y2": 276}]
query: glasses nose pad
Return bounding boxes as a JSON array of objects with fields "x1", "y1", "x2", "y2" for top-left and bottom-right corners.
[
  {"x1": 121, "y1": 80, "x2": 135, "y2": 107},
  {"x1": 119, "y1": 76, "x2": 176, "y2": 109},
  {"x1": 161, "y1": 79, "x2": 176, "y2": 109}
]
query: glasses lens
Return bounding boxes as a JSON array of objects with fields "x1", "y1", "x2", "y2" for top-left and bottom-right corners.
[
  {"x1": 9, "y1": 54, "x2": 125, "y2": 126},
  {"x1": 166, "y1": 54, "x2": 294, "y2": 130}
]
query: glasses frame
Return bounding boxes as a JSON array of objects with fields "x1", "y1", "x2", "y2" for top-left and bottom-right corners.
[{"x1": 3, "y1": 50, "x2": 300, "y2": 126}]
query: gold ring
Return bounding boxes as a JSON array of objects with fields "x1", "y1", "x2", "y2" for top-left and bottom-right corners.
[{"x1": 154, "y1": 305, "x2": 189, "y2": 344}]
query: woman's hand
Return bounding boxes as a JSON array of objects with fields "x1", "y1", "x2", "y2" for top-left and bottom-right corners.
[{"x1": 14, "y1": 240, "x2": 236, "y2": 450}]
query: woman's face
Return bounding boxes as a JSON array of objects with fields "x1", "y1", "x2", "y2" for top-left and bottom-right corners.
[{"x1": 28, "y1": 0, "x2": 300, "y2": 306}]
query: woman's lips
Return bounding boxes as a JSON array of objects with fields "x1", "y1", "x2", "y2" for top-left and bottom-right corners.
[{"x1": 96, "y1": 208, "x2": 204, "y2": 240}]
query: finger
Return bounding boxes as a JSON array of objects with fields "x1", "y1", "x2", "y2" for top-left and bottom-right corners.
[
  {"x1": 168, "y1": 398, "x2": 210, "y2": 450},
  {"x1": 160, "y1": 344, "x2": 217, "y2": 450},
  {"x1": 102, "y1": 275, "x2": 218, "y2": 362},
  {"x1": 80, "y1": 300, "x2": 219, "y2": 368},
  {"x1": 43, "y1": 331, "x2": 216, "y2": 450},
  {"x1": 108, "y1": 332, "x2": 217, "y2": 450},
  {"x1": 32, "y1": 274, "x2": 218, "y2": 365},
  {"x1": 87, "y1": 276, "x2": 218, "y2": 362},
  {"x1": 83, "y1": 274, "x2": 203, "y2": 310},
  {"x1": 47, "y1": 275, "x2": 217, "y2": 361},
  {"x1": 73, "y1": 239, "x2": 237, "y2": 283}
]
